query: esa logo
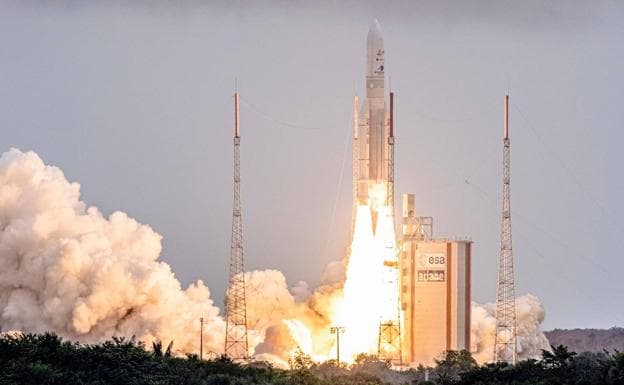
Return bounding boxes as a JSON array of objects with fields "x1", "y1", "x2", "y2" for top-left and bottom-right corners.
[
  {"x1": 417, "y1": 254, "x2": 445, "y2": 266},
  {"x1": 429, "y1": 255, "x2": 445, "y2": 265}
]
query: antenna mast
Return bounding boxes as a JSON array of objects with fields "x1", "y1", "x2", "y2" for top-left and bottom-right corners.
[
  {"x1": 494, "y1": 95, "x2": 518, "y2": 364},
  {"x1": 224, "y1": 91, "x2": 249, "y2": 361}
]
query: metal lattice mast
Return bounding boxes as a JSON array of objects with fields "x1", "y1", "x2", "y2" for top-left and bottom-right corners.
[
  {"x1": 494, "y1": 95, "x2": 518, "y2": 364},
  {"x1": 377, "y1": 91, "x2": 402, "y2": 366},
  {"x1": 377, "y1": 258, "x2": 402, "y2": 365},
  {"x1": 224, "y1": 92, "x2": 249, "y2": 361}
]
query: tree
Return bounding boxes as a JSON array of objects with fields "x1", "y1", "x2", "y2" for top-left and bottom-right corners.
[
  {"x1": 152, "y1": 340, "x2": 174, "y2": 358},
  {"x1": 289, "y1": 347, "x2": 314, "y2": 371},
  {"x1": 283, "y1": 348, "x2": 316, "y2": 385},
  {"x1": 542, "y1": 345, "x2": 576, "y2": 369},
  {"x1": 433, "y1": 350, "x2": 477, "y2": 385},
  {"x1": 604, "y1": 350, "x2": 624, "y2": 385}
]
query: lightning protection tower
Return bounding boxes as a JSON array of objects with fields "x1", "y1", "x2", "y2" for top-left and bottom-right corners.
[
  {"x1": 224, "y1": 91, "x2": 249, "y2": 362},
  {"x1": 494, "y1": 95, "x2": 518, "y2": 364}
]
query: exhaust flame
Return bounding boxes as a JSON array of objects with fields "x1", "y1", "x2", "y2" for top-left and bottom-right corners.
[
  {"x1": 330, "y1": 182, "x2": 400, "y2": 363},
  {"x1": 332, "y1": 205, "x2": 380, "y2": 359}
]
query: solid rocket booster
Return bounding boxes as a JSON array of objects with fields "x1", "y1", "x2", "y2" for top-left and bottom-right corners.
[{"x1": 355, "y1": 20, "x2": 391, "y2": 210}]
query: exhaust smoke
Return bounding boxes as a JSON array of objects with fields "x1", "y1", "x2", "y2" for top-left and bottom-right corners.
[{"x1": 0, "y1": 149, "x2": 550, "y2": 366}]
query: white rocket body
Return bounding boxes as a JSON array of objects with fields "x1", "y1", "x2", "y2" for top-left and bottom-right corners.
[
  {"x1": 355, "y1": 20, "x2": 391, "y2": 223},
  {"x1": 343, "y1": 21, "x2": 401, "y2": 361}
]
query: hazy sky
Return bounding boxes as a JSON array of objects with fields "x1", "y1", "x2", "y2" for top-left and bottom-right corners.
[{"x1": 1, "y1": 1, "x2": 623, "y2": 330}]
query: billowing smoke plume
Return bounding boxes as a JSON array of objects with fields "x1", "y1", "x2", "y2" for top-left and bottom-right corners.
[
  {"x1": 0, "y1": 149, "x2": 224, "y2": 354},
  {"x1": 0, "y1": 148, "x2": 342, "y2": 361},
  {"x1": 0, "y1": 149, "x2": 550, "y2": 367},
  {"x1": 471, "y1": 294, "x2": 551, "y2": 363},
  {"x1": 244, "y1": 269, "x2": 341, "y2": 364}
]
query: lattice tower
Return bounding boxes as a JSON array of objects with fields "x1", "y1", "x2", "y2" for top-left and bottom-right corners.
[
  {"x1": 377, "y1": 91, "x2": 402, "y2": 365},
  {"x1": 494, "y1": 95, "x2": 518, "y2": 364},
  {"x1": 224, "y1": 92, "x2": 249, "y2": 362}
]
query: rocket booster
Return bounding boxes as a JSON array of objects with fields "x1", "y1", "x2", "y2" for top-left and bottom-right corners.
[{"x1": 354, "y1": 20, "x2": 392, "y2": 211}]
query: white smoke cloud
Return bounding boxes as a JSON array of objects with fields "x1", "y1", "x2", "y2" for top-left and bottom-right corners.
[
  {"x1": 319, "y1": 260, "x2": 345, "y2": 286},
  {"x1": 0, "y1": 148, "x2": 334, "y2": 365},
  {"x1": 471, "y1": 294, "x2": 551, "y2": 363},
  {"x1": 0, "y1": 148, "x2": 550, "y2": 367},
  {"x1": 244, "y1": 269, "x2": 340, "y2": 365},
  {"x1": 0, "y1": 150, "x2": 336, "y2": 364},
  {"x1": 0, "y1": 148, "x2": 224, "y2": 354},
  {"x1": 290, "y1": 280, "x2": 312, "y2": 302}
]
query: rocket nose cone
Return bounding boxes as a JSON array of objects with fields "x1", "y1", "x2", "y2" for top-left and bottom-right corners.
[
  {"x1": 367, "y1": 19, "x2": 383, "y2": 46},
  {"x1": 366, "y1": 19, "x2": 384, "y2": 77}
]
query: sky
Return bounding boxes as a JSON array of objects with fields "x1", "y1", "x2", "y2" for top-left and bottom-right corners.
[{"x1": 1, "y1": 0, "x2": 623, "y2": 330}]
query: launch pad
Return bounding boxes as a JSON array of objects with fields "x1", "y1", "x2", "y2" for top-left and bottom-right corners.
[
  {"x1": 344, "y1": 20, "x2": 473, "y2": 366},
  {"x1": 222, "y1": 19, "x2": 476, "y2": 367}
]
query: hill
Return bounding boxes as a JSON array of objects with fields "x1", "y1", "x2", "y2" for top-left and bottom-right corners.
[{"x1": 545, "y1": 327, "x2": 624, "y2": 352}]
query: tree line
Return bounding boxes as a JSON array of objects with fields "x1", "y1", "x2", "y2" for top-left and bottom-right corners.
[{"x1": 1, "y1": 333, "x2": 623, "y2": 385}]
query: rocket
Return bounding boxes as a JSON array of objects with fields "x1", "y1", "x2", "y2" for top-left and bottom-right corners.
[{"x1": 353, "y1": 19, "x2": 394, "y2": 229}]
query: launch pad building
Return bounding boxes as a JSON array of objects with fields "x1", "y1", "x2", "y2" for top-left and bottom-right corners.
[{"x1": 400, "y1": 194, "x2": 472, "y2": 364}]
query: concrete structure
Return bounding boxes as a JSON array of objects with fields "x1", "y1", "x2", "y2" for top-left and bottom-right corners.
[{"x1": 400, "y1": 193, "x2": 471, "y2": 365}]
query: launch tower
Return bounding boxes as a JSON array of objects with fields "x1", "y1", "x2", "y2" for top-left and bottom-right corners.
[
  {"x1": 224, "y1": 92, "x2": 249, "y2": 362},
  {"x1": 494, "y1": 95, "x2": 518, "y2": 364}
]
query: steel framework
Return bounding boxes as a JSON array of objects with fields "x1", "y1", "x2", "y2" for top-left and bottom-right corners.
[
  {"x1": 377, "y1": 254, "x2": 402, "y2": 365},
  {"x1": 494, "y1": 95, "x2": 518, "y2": 364},
  {"x1": 224, "y1": 92, "x2": 249, "y2": 362},
  {"x1": 378, "y1": 320, "x2": 402, "y2": 364},
  {"x1": 377, "y1": 91, "x2": 402, "y2": 365}
]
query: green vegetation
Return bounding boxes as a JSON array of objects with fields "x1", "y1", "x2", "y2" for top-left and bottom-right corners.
[{"x1": 1, "y1": 333, "x2": 624, "y2": 385}]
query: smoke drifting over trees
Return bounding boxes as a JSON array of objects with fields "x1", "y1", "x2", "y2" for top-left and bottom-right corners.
[{"x1": 0, "y1": 149, "x2": 549, "y2": 366}]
